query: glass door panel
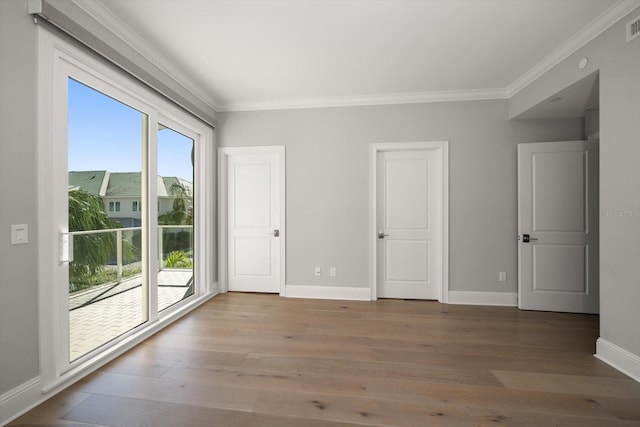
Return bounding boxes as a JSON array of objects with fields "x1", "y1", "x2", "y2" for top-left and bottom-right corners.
[
  {"x1": 157, "y1": 124, "x2": 195, "y2": 311},
  {"x1": 67, "y1": 78, "x2": 148, "y2": 362}
]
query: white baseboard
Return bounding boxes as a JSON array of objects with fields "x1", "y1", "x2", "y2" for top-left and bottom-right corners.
[
  {"x1": 285, "y1": 284, "x2": 371, "y2": 301},
  {"x1": 447, "y1": 291, "x2": 517, "y2": 307},
  {"x1": 284, "y1": 287, "x2": 517, "y2": 305},
  {"x1": 0, "y1": 376, "x2": 42, "y2": 426},
  {"x1": 595, "y1": 338, "x2": 640, "y2": 383}
]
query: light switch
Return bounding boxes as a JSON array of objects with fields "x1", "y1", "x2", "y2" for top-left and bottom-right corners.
[{"x1": 11, "y1": 224, "x2": 28, "y2": 245}]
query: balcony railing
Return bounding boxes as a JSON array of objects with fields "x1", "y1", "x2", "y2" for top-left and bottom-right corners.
[
  {"x1": 67, "y1": 225, "x2": 193, "y2": 292},
  {"x1": 67, "y1": 225, "x2": 194, "y2": 361}
]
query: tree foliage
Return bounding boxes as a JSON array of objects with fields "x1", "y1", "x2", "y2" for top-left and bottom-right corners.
[
  {"x1": 69, "y1": 189, "x2": 119, "y2": 232},
  {"x1": 68, "y1": 189, "x2": 122, "y2": 290},
  {"x1": 164, "y1": 250, "x2": 193, "y2": 269},
  {"x1": 159, "y1": 181, "x2": 193, "y2": 225}
]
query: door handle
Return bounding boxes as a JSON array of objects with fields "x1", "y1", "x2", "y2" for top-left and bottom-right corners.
[
  {"x1": 377, "y1": 231, "x2": 389, "y2": 239},
  {"x1": 521, "y1": 234, "x2": 538, "y2": 243},
  {"x1": 59, "y1": 231, "x2": 74, "y2": 264},
  {"x1": 272, "y1": 229, "x2": 280, "y2": 237}
]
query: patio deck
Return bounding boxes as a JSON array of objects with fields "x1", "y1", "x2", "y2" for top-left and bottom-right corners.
[{"x1": 69, "y1": 269, "x2": 192, "y2": 361}]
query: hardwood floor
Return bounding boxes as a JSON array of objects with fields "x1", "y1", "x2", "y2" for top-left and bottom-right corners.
[{"x1": 10, "y1": 293, "x2": 640, "y2": 426}]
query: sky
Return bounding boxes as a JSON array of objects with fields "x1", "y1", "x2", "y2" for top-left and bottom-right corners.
[{"x1": 68, "y1": 79, "x2": 193, "y2": 181}]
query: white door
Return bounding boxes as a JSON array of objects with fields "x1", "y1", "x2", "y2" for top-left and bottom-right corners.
[
  {"x1": 376, "y1": 150, "x2": 442, "y2": 299},
  {"x1": 517, "y1": 140, "x2": 599, "y2": 313},
  {"x1": 227, "y1": 148, "x2": 283, "y2": 293}
]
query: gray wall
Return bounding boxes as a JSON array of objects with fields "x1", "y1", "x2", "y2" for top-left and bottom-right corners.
[
  {"x1": 511, "y1": 6, "x2": 640, "y2": 358},
  {"x1": 0, "y1": 0, "x2": 41, "y2": 396},
  {"x1": 218, "y1": 101, "x2": 582, "y2": 292}
]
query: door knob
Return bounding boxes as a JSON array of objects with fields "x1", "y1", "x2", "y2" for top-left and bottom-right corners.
[
  {"x1": 272, "y1": 229, "x2": 280, "y2": 237},
  {"x1": 377, "y1": 231, "x2": 388, "y2": 239},
  {"x1": 521, "y1": 234, "x2": 538, "y2": 243}
]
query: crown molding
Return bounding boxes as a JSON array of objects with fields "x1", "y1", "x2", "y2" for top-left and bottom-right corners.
[
  {"x1": 215, "y1": 0, "x2": 640, "y2": 112},
  {"x1": 506, "y1": 0, "x2": 640, "y2": 97},
  {"x1": 69, "y1": 0, "x2": 639, "y2": 113},
  {"x1": 71, "y1": 0, "x2": 220, "y2": 111},
  {"x1": 217, "y1": 88, "x2": 508, "y2": 112}
]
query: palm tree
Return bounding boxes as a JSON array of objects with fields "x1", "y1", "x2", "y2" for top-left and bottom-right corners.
[
  {"x1": 158, "y1": 181, "x2": 194, "y2": 259},
  {"x1": 159, "y1": 181, "x2": 193, "y2": 225},
  {"x1": 68, "y1": 189, "x2": 121, "y2": 290}
]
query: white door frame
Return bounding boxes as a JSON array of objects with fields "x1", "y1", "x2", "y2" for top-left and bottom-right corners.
[
  {"x1": 370, "y1": 141, "x2": 449, "y2": 302},
  {"x1": 36, "y1": 28, "x2": 215, "y2": 392},
  {"x1": 218, "y1": 146, "x2": 286, "y2": 295}
]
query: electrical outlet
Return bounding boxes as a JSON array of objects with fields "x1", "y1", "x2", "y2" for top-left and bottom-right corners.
[
  {"x1": 330, "y1": 267, "x2": 337, "y2": 277},
  {"x1": 499, "y1": 272, "x2": 507, "y2": 282},
  {"x1": 315, "y1": 267, "x2": 321, "y2": 276}
]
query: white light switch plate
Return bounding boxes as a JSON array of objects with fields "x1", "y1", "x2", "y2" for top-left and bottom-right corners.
[{"x1": 11, "y1": 224, "x2": 28, "y2": 245}]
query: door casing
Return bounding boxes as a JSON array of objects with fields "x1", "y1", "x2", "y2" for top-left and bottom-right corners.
[
  {"x1": 218, "y1": 146, "x2": 286, "y2": 295},
  {"x1": 370, "y1": 142, "x2": 449, "y2": 302}
]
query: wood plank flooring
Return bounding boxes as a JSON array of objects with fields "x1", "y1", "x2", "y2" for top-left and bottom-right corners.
[{"x1": 10, "y1": 293, "x2": 640, "y2": 426}]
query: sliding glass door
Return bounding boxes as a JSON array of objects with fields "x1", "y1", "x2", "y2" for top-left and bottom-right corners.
[
  {"x1": 53, "y1": 47, "x2": 210, "y2": 367},
  {"x1": 67, "y1": 79, "x2": 149, "y2": 361}
]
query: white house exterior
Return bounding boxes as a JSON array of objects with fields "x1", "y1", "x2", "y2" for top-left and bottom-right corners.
[{"x1": 68, "y1": 171, "x2": 193, "y2": 227}]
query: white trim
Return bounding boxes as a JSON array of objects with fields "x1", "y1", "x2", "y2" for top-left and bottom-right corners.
[
  {"x1": 218, "y1": 88, "x2": 507, "y2": 112},
  {"x1": 285, "y1": 285, "x2": 370, "y2": 301},
  {"x1": 447, "y1": 291, "x2": 518, "y2": 307},
  {"x1": 218, "y1": 146, "x2": 286, "y2": 296},
  {"x1": 369, "y1": 141, "x2": 449, "y2": 302},
  {"x1": 506, "y1": 0, "x2": 640, "y2": 97},
  {"x1": 71, "y1": 0, "x2": 220, "y2": 111},
  {"x1": 0, "y1": 377, "x2": 42, "y2": 427},
  {"x1": 596, "y1": 338, "x2": 640, "y2": 383}
]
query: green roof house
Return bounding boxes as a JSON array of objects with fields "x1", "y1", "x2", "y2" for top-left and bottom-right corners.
[{"x1": 69, "y1": 171, "x2": 193, "y2": 227}]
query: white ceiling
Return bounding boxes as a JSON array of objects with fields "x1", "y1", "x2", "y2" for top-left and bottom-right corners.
[{"x1": 92, "y1": 0, "x2": 628, "y2": 112}]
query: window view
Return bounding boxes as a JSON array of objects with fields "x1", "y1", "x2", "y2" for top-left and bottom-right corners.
[
  {"x1": 67, "y1": 78, "x2": 148, "y2": 362},
  {"x1": 66, "y1": 79, "x2": 198, "y2": 362},
  {"x1": 157, "y1": 124, "x2": 195, "y2": 311}
]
